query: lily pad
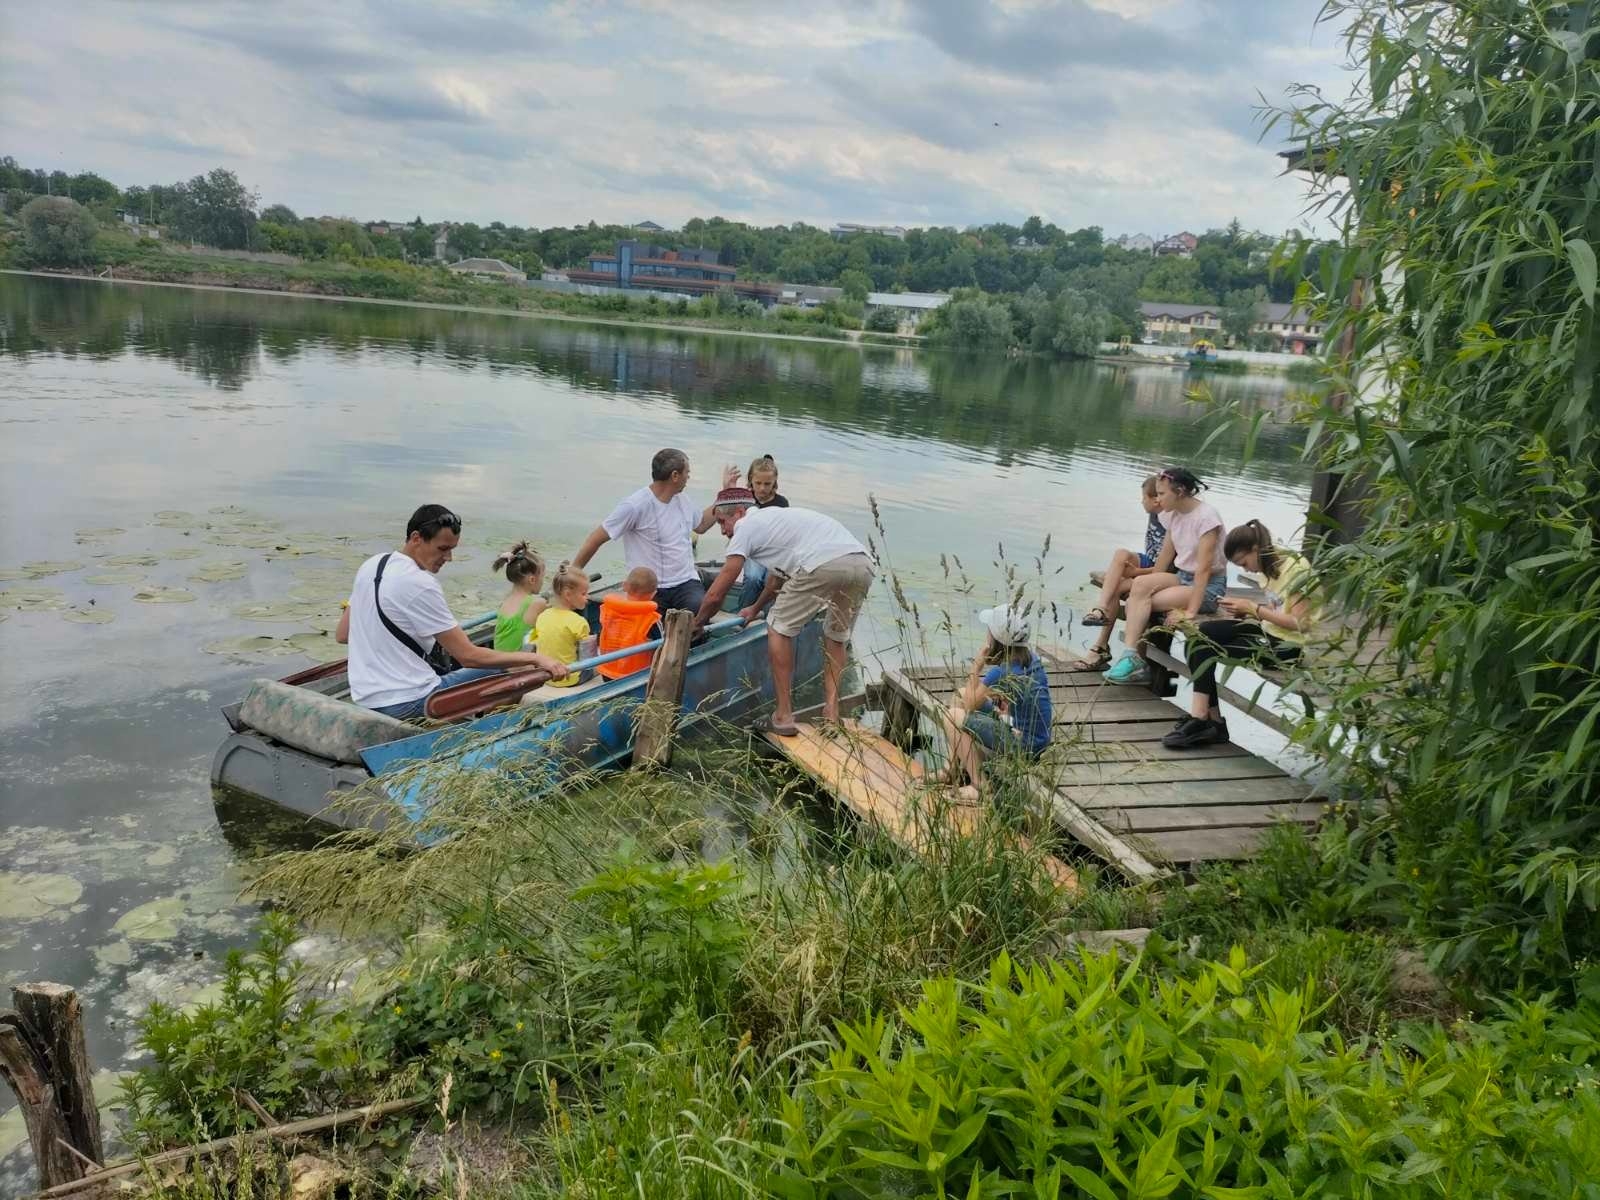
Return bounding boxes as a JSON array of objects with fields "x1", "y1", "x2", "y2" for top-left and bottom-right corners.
[
  {"x1": 202, "y1": 634, "x2": 306, "y2": 660},
  {"x1": 22, "y1": 559, "x2": 84, "y2": 578},
  {"x1": 154, "y1": 510, "x2": 203, "y2": 527},
  {"x1": 189, "y1": 560, "x2": 248, "y2": 583},
  {"x1": 113, "y1": 896, "x2": 186, "y2": 941},
  {"x1": 0, "y1": 586, "x2": 67, "y2": 611},
  {"x1": 0, "y1": 567, "x2": 30, "y2": 581},
  {"x1": 207, "y1": 531, "x2": 286, "y2": 550},
  {"x1": 61, "y1": 608, "x2": 116, "y2": 624},
  {"x1": 133, "y1": 586, "x2": 197, "y2": 604},
  {"x1": 233, "y1": 598, "x2": 333, "y2": 623},
  {"x1": 92, "y1": 939, "x2": 136, "y2": 970},
  {"x1": 0, "y1": 870, "x2": 84, "y2": 920},
  {"x1": 83, "y1": 569, "x2": 146, "y2": 585},
  {"x1": 75, "y1": 527, "x2": 126, "y2": 542},
  {"x1": 284, "y1": 630, "x2": 344, "y2": 660},
  {"x1": 106, "y1": 552, "x2": 161, "y2": 567},
  {"x1": 165, "y1": 547, "x2": 205, "y2": 560}
]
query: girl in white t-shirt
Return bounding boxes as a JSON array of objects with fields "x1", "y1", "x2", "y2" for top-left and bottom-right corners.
[{"x1": 1104, "y1": 466, "x2": 1226, "y2": 685}]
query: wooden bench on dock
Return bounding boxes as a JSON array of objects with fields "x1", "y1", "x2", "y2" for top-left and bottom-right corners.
[{"x1": 1084, "y1": 568, "x2": 1393, "y2": 737}]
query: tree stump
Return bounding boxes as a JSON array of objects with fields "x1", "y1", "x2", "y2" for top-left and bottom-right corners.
[
  {"x1": 0, "y1": 982, "x2": 102, "y2": 1188},
  {"x1": 634, "y1": 609, "x2": 691, "y2": 769}
]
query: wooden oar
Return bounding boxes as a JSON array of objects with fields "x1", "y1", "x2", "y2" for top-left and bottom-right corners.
[{"x1": 422, "y1": 617, "x2": 747, "y2": 721}]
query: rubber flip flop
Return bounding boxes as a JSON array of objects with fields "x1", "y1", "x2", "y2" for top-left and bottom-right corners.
[{"x1": 758, "y1": 717, "x2": 800, "y2": 737}]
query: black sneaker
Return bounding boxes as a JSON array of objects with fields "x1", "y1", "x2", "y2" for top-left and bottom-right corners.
[{"x1": 1163, "y1": 718, "x2": 1229, "y2": 749}]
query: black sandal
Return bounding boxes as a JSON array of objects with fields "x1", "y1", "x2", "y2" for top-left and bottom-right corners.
[{"x1": 1081, "y1": 606, "x2": 1113, "y2": 627}]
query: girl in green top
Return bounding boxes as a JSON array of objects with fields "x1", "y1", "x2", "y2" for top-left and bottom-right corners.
[
  {"x1": 491, "y1": 542, "x2": 548, "y2": 652},
  {"x1": 1165, "y1": 519, "x2": 1320, "y2": 750}
]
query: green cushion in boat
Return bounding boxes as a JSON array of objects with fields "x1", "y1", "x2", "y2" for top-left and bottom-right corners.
[{"x1": 238, "y1": 679, "x2": 412, "y2": 765}]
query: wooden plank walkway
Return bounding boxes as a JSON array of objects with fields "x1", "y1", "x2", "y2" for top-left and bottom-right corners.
[
  {"x1": 880, "y1": 648, "x2": 1324, "y2": 881},
  {"x1": 763, "y1": 721, "x2": 1080, "y2": 891}
]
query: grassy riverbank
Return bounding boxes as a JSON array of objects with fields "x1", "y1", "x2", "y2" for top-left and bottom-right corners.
[
  {"x1": 0, "y1": 228, "x2": 927, "y2": 349},
  {"x1": 111, "y1": 727, "x2": 1600, "y2": 1198}
]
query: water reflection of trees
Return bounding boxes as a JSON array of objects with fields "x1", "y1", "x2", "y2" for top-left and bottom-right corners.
[{"x1": 0, "y1": 277, "x2": 1307, "y2": 477}]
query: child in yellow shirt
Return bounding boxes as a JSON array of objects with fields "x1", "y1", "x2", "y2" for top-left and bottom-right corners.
[{"x1": 534, "y1": 566, "x2": 591, "y2": 687}]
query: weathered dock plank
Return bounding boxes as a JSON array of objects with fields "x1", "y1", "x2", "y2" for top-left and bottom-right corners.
[{"x1": 881, "y1": 648, "x2": 1328, "y2": 879}]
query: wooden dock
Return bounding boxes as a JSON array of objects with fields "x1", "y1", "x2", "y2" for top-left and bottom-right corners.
[
  {"x1": 763, "y1": 722, "x2": 1080, "y2": 891},
  {"x1": 880, "y1": 647, "x2": 1324, "y2": 882}
]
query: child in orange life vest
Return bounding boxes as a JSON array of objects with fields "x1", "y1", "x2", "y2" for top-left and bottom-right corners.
[{"x1": 598, "y1": 567, "x2": 662, "y2": 679}]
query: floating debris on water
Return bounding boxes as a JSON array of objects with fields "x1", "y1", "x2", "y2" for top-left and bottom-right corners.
[
  {"x1": 133, "y1": 586, "x2": 197, "y2": 604},
  {"x1": 62, "y1": 608, "x2": 116, "y2": 624},
  {"x1": 83, "y1": 569, "x2": 146, "y2": 585},
  {"x1": 189, "y1": 561, "x2": 248, "y2": 583}
]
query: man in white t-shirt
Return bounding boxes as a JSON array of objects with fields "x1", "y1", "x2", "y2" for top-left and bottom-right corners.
[
  {"x1": 335, "y1": 505, "x2": 569, "y2": 719},
  {"x1": 693, "y1": 488, "x2": 875, "y2": 736},
  {"x1": 571, "y1": 448, "x2": 735, "y2": 616}
]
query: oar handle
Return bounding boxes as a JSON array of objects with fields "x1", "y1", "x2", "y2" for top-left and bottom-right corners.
[{"x1": 557, "y1": 616, "x2": 746, "y2": 674}]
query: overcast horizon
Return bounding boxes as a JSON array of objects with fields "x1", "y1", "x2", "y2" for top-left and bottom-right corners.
[{"x1": 1, "y1": 0, "x2": 1353, "y2": 238}]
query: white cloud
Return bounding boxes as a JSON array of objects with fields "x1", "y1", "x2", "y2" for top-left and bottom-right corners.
[{"x1": 0, "y1": 0, "x2": 1352, "y2": 235}]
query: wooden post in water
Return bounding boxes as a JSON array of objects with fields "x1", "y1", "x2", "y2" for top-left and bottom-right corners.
[
  {"x1": 0, "y1": 982, "x2": 103, "y2": 1188},
  {"x1": 634, "y1": 609, "x2": 692, "y2": 769}
]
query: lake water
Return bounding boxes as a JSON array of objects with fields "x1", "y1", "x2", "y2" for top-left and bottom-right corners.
[{"x1": 0, "y1": 274, "x2": 1313, "y2": 1182}]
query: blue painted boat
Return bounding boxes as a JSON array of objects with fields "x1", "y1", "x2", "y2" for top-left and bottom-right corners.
[{"x1": 210, "y1": 588, "x2": 824, "y2": 832}]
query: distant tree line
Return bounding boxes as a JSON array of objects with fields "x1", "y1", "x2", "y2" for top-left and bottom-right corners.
[{"x1": 1, "y1": 156, "x2": 1329, "y2": 353}]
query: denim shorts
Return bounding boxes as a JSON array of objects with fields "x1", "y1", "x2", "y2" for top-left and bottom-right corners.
[
  {"x1": 963, "y1": 711, "x2": 1046, "y2": 760},
  {"x1": 1176, "y1": 568, "x2": 1227, "y2": 613}
]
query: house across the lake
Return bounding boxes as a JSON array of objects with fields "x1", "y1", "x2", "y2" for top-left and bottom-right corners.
[{"x1": 567, "y1": 240, "x2": 781, "y2": 304}]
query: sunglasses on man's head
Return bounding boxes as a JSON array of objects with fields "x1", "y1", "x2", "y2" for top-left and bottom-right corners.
[{"x1": 423, "y1": 513, "x2": 462, "y2": 535}]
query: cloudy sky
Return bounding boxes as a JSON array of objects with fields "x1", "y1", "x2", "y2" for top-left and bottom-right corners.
[{"x1": 0, "y1": 0, "x2": 1353, "y2": 237}]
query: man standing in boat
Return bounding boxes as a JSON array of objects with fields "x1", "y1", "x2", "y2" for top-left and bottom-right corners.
[
  {"x1": 336, "y1": 504, "x2": 568, "y2": 719},
  {"x1": 693, "y1": 488, "x2": 875, "y2": 737},
  {"x1": 570, "y1": 448, "x2": 735, "y2": 616}
]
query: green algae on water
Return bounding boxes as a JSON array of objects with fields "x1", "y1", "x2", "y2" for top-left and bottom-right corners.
[
  {"x1": 0, "y1": 870, "x2": 84, "y2": 920},
  {"x1": 62, "y1": 607, "x2": 116, "y2": 624},
  {"x1": 133, "y1": 586, "x2": 197, "y2": 604},
  {"x1": 189, "y1": 560, "x2": 248, "y2": 583},
  {"x1": 0, "y1": 585, "x2": 68, "y2": 611},
  {"x1": 22, "y1": 559, "x2": 85, "y2": 578},
  {"x1": 113, "y1": 896, "x2": 186, "y2": 941}
]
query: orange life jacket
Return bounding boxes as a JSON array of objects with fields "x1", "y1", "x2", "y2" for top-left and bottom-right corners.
[{"x1": 597, "y1": 594, "x2": 661, "y2": 679}]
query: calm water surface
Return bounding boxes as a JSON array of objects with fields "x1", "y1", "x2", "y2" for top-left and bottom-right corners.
[{"x1": 0, "y1": 275, "x2": 1313, "y2": 1181}]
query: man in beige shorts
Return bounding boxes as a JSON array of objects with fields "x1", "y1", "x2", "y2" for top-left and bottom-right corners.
[{"x1": 694, "y1": 487, "x2": 875, "y2": 735}]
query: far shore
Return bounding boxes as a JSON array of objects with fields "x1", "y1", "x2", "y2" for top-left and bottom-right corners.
[{"x1": 0, "y1": 267, "x2": 918, "y2": 351}]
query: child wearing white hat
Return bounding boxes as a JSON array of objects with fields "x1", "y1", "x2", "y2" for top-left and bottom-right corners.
[{"x1": 938, "y1": 604, "x2": 1054, "y2": 801}]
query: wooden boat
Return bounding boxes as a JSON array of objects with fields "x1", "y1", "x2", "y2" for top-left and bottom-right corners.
[{"x1": 210, "y1": 574, "x2": 823, "y2": 831}]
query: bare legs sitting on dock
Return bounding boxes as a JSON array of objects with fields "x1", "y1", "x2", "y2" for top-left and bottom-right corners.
[
  {"x1": 1074, "y1": 548, "x2": 1144, "y2": 669},
  {"x1": 939, "y1": 681, "x2": 988, "y2": 803}
]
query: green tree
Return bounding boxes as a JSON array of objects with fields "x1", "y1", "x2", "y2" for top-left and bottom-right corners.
[
  {"x1": 1137, "y1": 256, "x2": 1211, "y2": 303},
  {"x1": 1049, "y1": 289, "x2": 1112, "y2": 358},
  {"x1": 838, "y1": 268, "x2": 872, "y2": 301},
  {"x1": 924, "y1": 291, "x2": 1014, "y2": 349},
  {"x1": 167, "y1": 168, "x2": 258, "y2": 249},
  {"x1": 865, "y1": 305, "x2": 900, "y2": 332},
  {"x1": 20, "y1": 196, "x2": 98, "y2": 264},
  {"x1": 261, "y1": 204, "x2": 299, "y2": 225},
  {"x1": 1281, "y1": 0, "x2": 1600, "y2": 987},
  {"x1": 1221, "y1": 286, "x2": 1265, "y2": 347}
]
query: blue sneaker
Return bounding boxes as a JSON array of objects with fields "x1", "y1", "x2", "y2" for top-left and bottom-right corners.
[{"x1": 1103, "y1": 650, "x2": 1150, "y2": 685}]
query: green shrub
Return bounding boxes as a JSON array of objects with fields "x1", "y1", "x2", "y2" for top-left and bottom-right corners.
[
  {"x1": 120, "y1": 914, "x2": 386, "y2": 1146},
  {"x1": 766, "y1": 948, "x2": 1600, "y2": 1199},
  {"x1": 572, "y1": 853, "x2": 746, "y2": 1038}
]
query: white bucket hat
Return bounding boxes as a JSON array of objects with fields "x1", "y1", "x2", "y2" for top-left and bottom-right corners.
[{"x1": 978, "y1": 604, "x2": 1030, "y2": 647}]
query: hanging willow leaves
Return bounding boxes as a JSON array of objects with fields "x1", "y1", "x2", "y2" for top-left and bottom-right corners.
[{"x1": 1279, "y1": 0, "x2": 1600, "y2": 988}]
